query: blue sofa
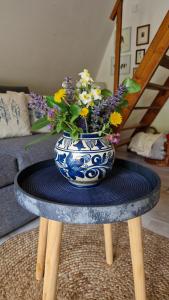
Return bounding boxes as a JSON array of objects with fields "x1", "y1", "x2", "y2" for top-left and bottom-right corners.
[{"x1": 0, "y1": 86, "x2": 56, "y2": 237}]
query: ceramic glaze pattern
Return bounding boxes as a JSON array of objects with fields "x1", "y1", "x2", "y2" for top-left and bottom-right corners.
[{"x1": 54, "y1": 133, "x2": 115, "y2": 187}]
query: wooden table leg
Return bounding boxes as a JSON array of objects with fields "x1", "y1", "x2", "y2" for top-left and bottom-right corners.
[
  {"x1": 43, "y1": 220, "x2": 63, "y2": 300},
  {"x1": 36, "y1": 217, "x2": 48, "y2": 281},
  {"x1": 128, "y1": 217, "x2": 146, "y2": 300},
  {"x1": 104, "y1": 224, "x2": 113, "y2": 265}
]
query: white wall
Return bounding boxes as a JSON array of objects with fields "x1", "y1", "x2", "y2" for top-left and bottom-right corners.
[
  {"x1": 0, "y1": 0, "x2": 114, "y2": 94},
  {"x1": 96, "y1": 0, "x2": 169, "y2": 132}
]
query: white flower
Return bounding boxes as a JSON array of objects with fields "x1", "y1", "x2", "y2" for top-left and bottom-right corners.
[
  {"x1": 79, "y1": 69, "x2": 93, "y2": 83},
  {"x1": 79, "y1": 91, "x2": 92, "y2": 105},
  {"x1": 91, "y1": 88, "x2": 102, "y2": 100}
]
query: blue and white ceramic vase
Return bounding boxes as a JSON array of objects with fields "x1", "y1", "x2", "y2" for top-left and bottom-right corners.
[{"x1": 54, "y1": 132, "x2": 115, "y2": 188}]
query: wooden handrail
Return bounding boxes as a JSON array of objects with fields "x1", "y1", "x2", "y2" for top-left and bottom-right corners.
[
  {"x1": 121, "y1": 10, "x2": 169, "y2": 127},
  {"x1": 110, "y1": 0, "x2": 122, "y2": 21},
  {"x1": 110, "y1": 0, "x2": 123, "y2": 92}
]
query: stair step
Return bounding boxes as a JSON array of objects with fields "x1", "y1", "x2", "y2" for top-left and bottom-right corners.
[
  {"x1": 121, "y1": 124, "x2": 147, "y2": 131},
  {"x1": 116, "y1": 138, "x2": 131, "y2": 148},
  {"x1": 146, "y1": 82, "x2": 169, "y2": 91},
  {"x1": 160, "y1": 55, "x2": 169, "y2": 69},
  {"x1": 134, "y1": 106, "x2": 160, "y2": 110}
]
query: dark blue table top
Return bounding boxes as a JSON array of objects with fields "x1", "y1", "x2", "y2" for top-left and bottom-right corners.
[{"x1": 15, "y1": 159, "x2": 161, "y2": 224}]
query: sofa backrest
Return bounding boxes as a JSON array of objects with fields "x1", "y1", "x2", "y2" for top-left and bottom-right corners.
[{"x1": 0, "y1": 86, "x2": 29, "y2": 93}]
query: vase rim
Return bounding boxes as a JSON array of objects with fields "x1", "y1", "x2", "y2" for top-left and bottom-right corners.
[{"x1": 63, "y1": 131, "x2": 103, "y2": 139}]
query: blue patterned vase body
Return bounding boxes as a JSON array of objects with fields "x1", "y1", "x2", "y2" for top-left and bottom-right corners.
[{"x1": 54, "y1": 132, "x2": 115, "y2": 187}]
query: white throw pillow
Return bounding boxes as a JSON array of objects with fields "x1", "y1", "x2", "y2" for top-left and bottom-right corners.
[
  {"x1": 7, "y1": 91, "x2": 50, "y2": 133},
  {"x1": 0, "y1": 93, "x2": 31, "y2": 138}
]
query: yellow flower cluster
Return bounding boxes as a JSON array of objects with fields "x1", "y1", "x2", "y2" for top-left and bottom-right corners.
[
  {"x1": 54, "y1": 89, "x2": 66, "y2": 103},
  {"x1": 109, "y1": 112, "x2": 122, "y2": 127},
  {"x1": 80, "y1": 107, "x2": 89, "y2": 117}
]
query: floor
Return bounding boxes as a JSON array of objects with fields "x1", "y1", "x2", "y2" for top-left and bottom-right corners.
[{"x1": 0, "y1": 148, "x2": 169, "y2": 245}]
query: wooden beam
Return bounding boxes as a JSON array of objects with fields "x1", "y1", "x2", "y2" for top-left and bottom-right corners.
[
  {"x1": 134, "y1": 106, "x2": 160, "y2": 110},
  {"x1": 113, "y1": 0, "x2": 123, "y2": 92},
  {"x1": 116, "y1": 138, "x2": 131, "y2": 148},
  {"x1": 121, "y1": 11, "x2": 169, "y2": 127},
  {"x1": 147, "y1": 82, "x2": 169, "y2": 91},
  {"x1": 160, "y1": 55, "x2": 169, "y2": 69},
  {"x1": 110, "y1": 0, "x2": 122, "y2": 21},
  {"x1": 137, "y1": 77, "x2": 169, "y2": 129},
  {"x1": 121, "y1": 124, "x2": 147, "y2": 131}
]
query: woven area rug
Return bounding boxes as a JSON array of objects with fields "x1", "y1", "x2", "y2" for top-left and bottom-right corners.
[{"x1": 0, "y1": 223, "x2": 169, "y2": 300}]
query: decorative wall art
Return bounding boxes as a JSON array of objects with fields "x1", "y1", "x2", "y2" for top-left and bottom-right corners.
[
  {"x1": 135, "y1": 49, "x2": 145, "y2": 64},
  {"x1": 121, "y1": 27, "x2": 132, "y2": 53},
  {"x1": 120, "y1": 54, "x2": 131, "y2": 74},
  {"x1": 136, "y1": 24, "x2": 150, "y2": 46},
  {"x1": 111, "y1": 55, "x2": 131, "y2": 75}
]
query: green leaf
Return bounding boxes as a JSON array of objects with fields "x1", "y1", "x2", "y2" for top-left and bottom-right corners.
[
  {"x1": 101, "y1": 89, "x2": 112, "y2": 97},
  {"x1": 56, "y1": 121, "x2": 63, "y2": 133},
  {"x1": 119, "y1": 99, "x2": 128, "y2": 108},
  {"x1": 123, "y1": 78, "x2": 141, "y2": 93},
  {"x1": 57, "y1": 101, "x2": 68, "y2": 113},
  {"x1": 31, "y1": 116, "x2": 50, "y2": 131},
  {"x1": 70, "y1": 104, "x2": 81, "y2": 123},
  {"x1": 25, "y1": 133, "x2": 53, "y2": 150},
  {"x1": 45, "y1": 96, "x2": 55, "y2": 108}
]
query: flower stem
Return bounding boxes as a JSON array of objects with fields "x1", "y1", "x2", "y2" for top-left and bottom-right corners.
[
  {"x1": 84, "y1": 118, "x2": 88, "y2": 133},
  {"x1": 63, "y1": 98, "x2": 70, "y2": 106},
  {"x1": 64, "y1": 121, "x2": 73, "y2": 130}
]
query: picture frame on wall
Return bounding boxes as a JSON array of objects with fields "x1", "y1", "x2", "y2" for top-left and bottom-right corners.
[
  {"x1": 111, "y1": 55, "x2": 131, "y2": 75},
  {"x1": 120, "y1": 54, "x2": 131, "y2": 74},
  {"x1": 121, "y1": 27, "x2": 132, "y2": 53},
  {"x1": 135, "y1": 49, "x2": 145, "y2": 64},
  {"x1": 136, "y1": 24, "x2": 150, "y2": 46}
]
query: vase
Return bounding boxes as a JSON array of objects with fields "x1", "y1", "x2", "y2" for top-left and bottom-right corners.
[{"x1": 54, "y1": 132, "x2": 115, "y2": 188}]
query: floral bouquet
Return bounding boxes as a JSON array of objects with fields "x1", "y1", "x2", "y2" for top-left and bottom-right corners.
[{"x1": 29, "y1": 69, "x2": 140, "y2": 144}]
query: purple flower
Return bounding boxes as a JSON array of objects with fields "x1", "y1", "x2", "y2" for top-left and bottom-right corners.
[
  {"x1": 106, "y1": 133, "x2": 120, "y2": 145},
  {"x1": 62, "y1": 76, "x2": 75, "y2": 102},
  {"x1": 28, "y1": 92, "x2": 48, "y2": 116},
  {"x1": 47, "y1": 124, "x2": 54, "y2": 131},
  {"x1": 47, "y1": 108, "x2": 56, "y2": 120},
  {"x1": 89, "y1": 84, "x2": 128, "y2": 131}
]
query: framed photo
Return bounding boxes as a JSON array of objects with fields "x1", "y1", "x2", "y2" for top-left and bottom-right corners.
[
  {"x1": 135, "y1": 49, "x2": 145, "y2": 64},
  {"x1": 121, "y1": 27, "x2": 132, "y2": 53},
  {"x1": 111, "y1": 55, "x2": 131, "y2": 75},
  {"x1": 136, "y1": 24, "x2": 150, "y2": 46}
]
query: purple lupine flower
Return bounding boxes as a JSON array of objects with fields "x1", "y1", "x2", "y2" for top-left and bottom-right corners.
[
  {"x1": 90, "y1": 83, "x2": 128, "y2": 131},
  {"x1": 47, "y1": 123, "x2": 55, "y2": 131},
  {"x1": 28, "y1": 92, "x2": 48, "y2": 116},
  {"x1": 62, "y1": 76, "x2": 75, "y2": 102},
  {"x1": 116, "y1": 84, "x2": 128, "y2": 98},
  {"x1": 47, "y1": 108, "x2": 56, "y2": 121}
]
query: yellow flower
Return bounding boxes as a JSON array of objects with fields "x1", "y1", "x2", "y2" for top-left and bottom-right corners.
[
  {"x1": 54, "y1": 88, "x2": 66, "y2": 103},
  {"x1": 109, "y1": 112, "x2": 122, "y2": 127},
  {"x1": 80, "y1": 107, "x2": 89, "y2": 117}
]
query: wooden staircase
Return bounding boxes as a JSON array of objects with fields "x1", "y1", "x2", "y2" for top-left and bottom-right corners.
[{"x1": 110, "y1": 1, "x2": 169, "y2": 147}]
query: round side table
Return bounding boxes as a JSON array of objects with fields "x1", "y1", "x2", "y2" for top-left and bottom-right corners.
[{"x1": 15, "y1": 158, "x2": 160, "y2": 300}]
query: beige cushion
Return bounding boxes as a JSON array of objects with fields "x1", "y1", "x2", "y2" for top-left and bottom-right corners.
[
  {"x1": 7, "y1": 91, "x2": 50, "y2": 133},
  {"x1": 0, "y1": 93, "x2": 31, "y2": 138}
]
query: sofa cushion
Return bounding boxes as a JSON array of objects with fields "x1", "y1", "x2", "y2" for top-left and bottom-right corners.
[
  {"x1": 0, "y1": 93, "x2": 31, "y2": 138},
  {"x1": 0, "y1": 155, "x2": 18, "y2": 188},
  {"x1": 0, "y1": 134, "x2": 57, "y2": 171}
]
